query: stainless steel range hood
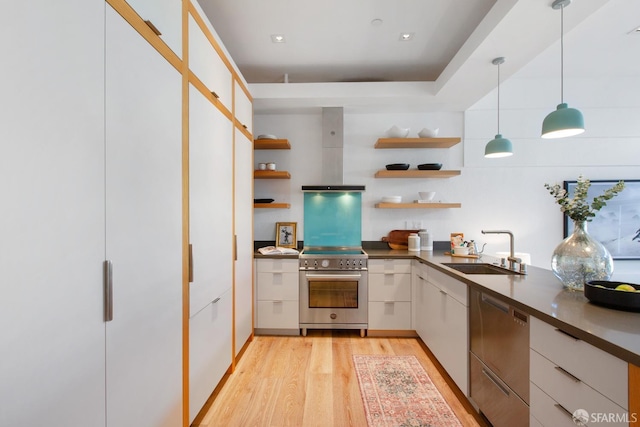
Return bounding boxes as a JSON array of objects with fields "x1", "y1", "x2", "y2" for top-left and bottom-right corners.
[{"x1": 301, "y1": 107, "x2": 365, "y2": 192}]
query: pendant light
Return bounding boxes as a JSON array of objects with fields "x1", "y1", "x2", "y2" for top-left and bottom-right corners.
[
  {"x1": 485, "y1": 57, "x2": 513, "y2": 158},
  {"x1": 541, "y1": 0, "x2": 584, "y2": 139}
]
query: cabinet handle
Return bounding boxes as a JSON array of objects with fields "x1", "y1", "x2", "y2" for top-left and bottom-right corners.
[
  {"x1": 234, "y1": 235, "x2": 238, "y2": 261},
  {"x1": 103, "y1": 260, "x2": 113, "y2": 322},
  {"x1": 242, "y1": 124, "x2": 248, "y2": 129},
  {"x1": 554, "y1": 365, "x2": 581, "y2": 383},
  {"x1": 439, "y1": 288, "x2": 448, "y2": 295},
  {"x1": 188, "y1": 244, "x2": 194, "y2": 283},
  {"x1": 555, "y1": 328, "x2": 580, "y2": 341},
  {"x1": 211, "y1": 91, "x2": 220, "y2": 99},
  {"x1": 212, "y1": 297, "x2": 221, "y2": 304},
  {"x1": 482, "y1": 368, "x2": 510, "y2": 397},
  {"x1": 144, "y1": 20, "x2": 162, "y2": 36},
  {"x1": 554, "y1": 403, "x2": 574, "y2": 419}
]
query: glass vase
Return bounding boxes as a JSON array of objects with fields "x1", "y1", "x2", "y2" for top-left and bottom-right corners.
[{"x1": 551, "y1": 220, "x2": 613, "y2": 291}]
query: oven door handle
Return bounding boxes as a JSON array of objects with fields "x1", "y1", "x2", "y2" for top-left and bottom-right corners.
[{"x1": 304, "y1": 273, "x2": 362, "y2": 280}]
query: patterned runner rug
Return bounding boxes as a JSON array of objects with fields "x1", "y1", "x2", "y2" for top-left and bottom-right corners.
[{"x1": 353, "y1": 355, "x2": 463, "y2": 427}]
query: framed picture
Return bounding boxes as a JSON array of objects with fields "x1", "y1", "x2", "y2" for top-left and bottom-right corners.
[
  {"x1": 276, "y1": 222, "x2": 297, "y2": 248},
  {"x1": 563, "y1": 180, "x2": 640, "y2": 260}
]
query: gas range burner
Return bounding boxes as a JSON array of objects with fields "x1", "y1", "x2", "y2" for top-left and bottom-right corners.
[{"x1": 299, "y1": 247, "x2": 368, "y2": 270}]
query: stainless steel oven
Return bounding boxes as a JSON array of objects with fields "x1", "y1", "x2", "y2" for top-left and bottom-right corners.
[{"x1": 299, "y1": 248, "x2": 368, "y2": 337}]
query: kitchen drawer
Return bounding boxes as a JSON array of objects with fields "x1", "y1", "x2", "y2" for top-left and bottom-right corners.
[
  {"x1": 530, "y1": 317, "x2": 628, "y2": 408},
  {"x1": 368, "y1": 301, "x2": 412, "y2": 330},
  {"x1": 256, "y1": 272, "x2": 298, "y2": 301},
  {"x1": 368, "y1": 273, "x2": 411, "y2": 301},
  {"x1": 530, "y1": 382, "x2": 581, "y2": 427},
  {"x1": 368, "y1": 259, "x2": 412, "y2": 274},
  {"x1": 469, "y1": 352, "x2": 529, "y2": 427},
  {"x1": 256, "y1": 300, "x2": 299, "y2": 329},
  {"x1": 256, "y1": 258, "x2": 299, "y2": 273},
  {"x1": 530, "y1": 348, "x2": 628, "y2": 425},
  {"x1": 426, "y1": 267, "x2": 467, "y2": 306}
]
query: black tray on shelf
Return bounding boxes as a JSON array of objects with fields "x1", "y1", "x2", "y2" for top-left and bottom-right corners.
[
  {"x1": 254, "y1": 198, "x2": 275, "y2": 204},
  {"x1": 584, "y1": 280, "x2": 640, "y2": 312},
  {"x1": 417, "y1": 163, "x2": 443, "y2": 170},
  {"x1": 385, "y1": 163, "x2": 410, "y2": 170}
]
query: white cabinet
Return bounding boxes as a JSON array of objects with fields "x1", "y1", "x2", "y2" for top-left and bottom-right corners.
[
  {"x1": 235, "y1": 80, "x2": 253, "y2": 133},
  {"x1": 189, "y1": 289, "x2": 233, "y2": 423},
  {"x1": 368, "y1": 259, "x2": 412, "y2": 330},
  {"x1": 188, "y1": 84, "x2": 234, "y2": 316},
  {"x1": 255, "y1": 258, "x2": 299, "y2": 332},
  {"x1": 105, "y1": 7, "x2": 183, "y2": 427},
  {"x1": 529, "y1": 316, "x2": 628, "y2": 427},
  {"x1": 126, "y1": 0, "x2": 182, "y2": 58},
  {"x1": 414, "y1": 264, "x2": 469, "y2": 395},
  {"x1": 0, "y1": 1, "x2": 106, "y2": 425},
  {"x1": 188, "y1": 13, "x2": 232, "y2": 110},
  {"x1": 234, "y1": 127, "x2": 254, "y2": 355}
]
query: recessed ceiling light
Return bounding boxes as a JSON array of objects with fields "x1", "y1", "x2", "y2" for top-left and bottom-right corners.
[
  {"x1": 399, "y1": 32, "x2": 414, "y2": 41},
  {"x1": 628, "y1": 25, "x2": 640, "y2": 35},
  {"x1": 371, "y1": 18, "x2": 383, "y2": 27},
  {"x1": 271, "y1": 34, "x2": 286, "y2": 43}
]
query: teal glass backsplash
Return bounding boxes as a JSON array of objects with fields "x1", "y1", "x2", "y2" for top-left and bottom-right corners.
[{"x1": 303, "y1": 192, "x2": 362, "y2": 247}]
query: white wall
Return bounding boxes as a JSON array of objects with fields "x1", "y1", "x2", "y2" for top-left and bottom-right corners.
[{"x1": 254, "y1": 53, "x2": 640, "y2": 283}]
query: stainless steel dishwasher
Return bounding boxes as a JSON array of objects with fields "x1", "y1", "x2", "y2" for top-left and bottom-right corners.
[{"x1": 469, "y1": 288, "x2": 530, "y2": 427}]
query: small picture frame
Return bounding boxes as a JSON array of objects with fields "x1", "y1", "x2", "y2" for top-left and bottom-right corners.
[{"x1": 276, "y1": 222, "x2": 297, "y2": 248}]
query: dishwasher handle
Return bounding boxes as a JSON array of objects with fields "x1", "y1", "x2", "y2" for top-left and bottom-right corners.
[{"x1": 481, "y1": 293, "x2": 509, "y2": 314}]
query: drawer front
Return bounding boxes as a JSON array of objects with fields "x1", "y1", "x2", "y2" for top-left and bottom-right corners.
[
  {"x1": 368, "y1": 301, "x2": 412, "y2": 330},
  {"x1": 530, "y1": 349, "x2": 628, "y2": 425},
  {"x1": 530, "y1": 317, "x2": 628, "y2": 408},
  {"x1": 256, "y1": 258, "x2": 299, "y2": 273},
  {"x1": 469, "y1": 352, "x2": 529, "y2": 427},
  {"x1": 530, "y1": 382, "x2": 581, "y2": 427},
  {"x1": 368, "y1": 259, "x2": 412, "y2": 274},
  {"x1": 256, "y1": 272, "x2": 298, "y2": 301},
  {"x1": 368, "y1": 273, "x2": 411, "y2": 301},
  {"x1": 427, "y1": 267, "x2": 468, "y2": 306},
  {"x1": 256, "y1": 300, "x2": 299, "y2": 329}
]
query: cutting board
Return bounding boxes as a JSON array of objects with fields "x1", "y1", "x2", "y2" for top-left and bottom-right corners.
[{"x1": 382, "y1": 229, "x2": 421, "y2": 250}]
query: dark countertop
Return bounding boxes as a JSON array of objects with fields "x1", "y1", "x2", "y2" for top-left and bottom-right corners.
[{"x1": 255, "y1": 248, "x2": 640, "y2": 366}]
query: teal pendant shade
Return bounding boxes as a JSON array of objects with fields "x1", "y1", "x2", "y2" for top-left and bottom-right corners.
[
  {"x1": 541, "y1": 103, "x2": 585, "y2": 139},
  {"x1": 484, "y1": 57, "x2": 513, "y2": 158},
  {"x1": 542, "y1": 0, "x2": 585, "y2": 139},
  {"x1": 484, "y1": 134, "x2": 513, "y2": 158}
]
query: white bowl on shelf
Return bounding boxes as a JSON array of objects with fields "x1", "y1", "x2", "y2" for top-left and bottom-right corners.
[
  {"x1": 381, "y1": 196, "x2": 402, "y2": 203},
  {"x1": 418, "y1": 128, "x2": 439, "y2": 138},
  {"x1": 418, "y1": 191, "x2": 436, "y2": 201},
  {"x1": 257, "y1": 134, "x2": 277, "y2": 140},
  {"x1": 386, "y1": 125, "x2": 410, "y2": 138}
]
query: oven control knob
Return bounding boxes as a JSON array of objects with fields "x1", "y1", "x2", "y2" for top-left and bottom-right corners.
[
  {"x1": 330, "y1": 313, "x2": 337, "y2": 319},
  {"x1": 321, "y1": 259, "x2": 330, "y2": 268}
]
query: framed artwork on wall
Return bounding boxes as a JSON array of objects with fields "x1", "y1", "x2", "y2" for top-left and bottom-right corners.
[
  {"x1": 276, "y1": 222, "x2": 297, "y2": 248},
  {"x1": 563, "y1": 179, "x2": 640, "y2": 260}
]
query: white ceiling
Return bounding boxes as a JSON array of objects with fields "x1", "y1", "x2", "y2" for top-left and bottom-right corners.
[{"x1": 197, "y1": 0, "x2": 639, "y2": 112}]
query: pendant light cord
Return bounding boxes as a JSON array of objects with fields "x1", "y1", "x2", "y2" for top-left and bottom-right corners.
[
  {"x1": 560, "y1": 4, "x2": 564, "y2": 104},
  {"x1": 497, "y1": 61, "x2": 501, "y2": 133}
]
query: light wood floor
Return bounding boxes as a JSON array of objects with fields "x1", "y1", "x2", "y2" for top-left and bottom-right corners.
[{"x1": 195, "y1": 330, "x2": 487, "y2": 427}]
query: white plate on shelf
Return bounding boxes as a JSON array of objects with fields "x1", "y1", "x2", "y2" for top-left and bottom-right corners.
[
  {"x1": 257, "y1": 134, "x2": 277, "y2": 140},
  {"x1": 381, "y1": 196, "x2": 402, "y2": 203}
]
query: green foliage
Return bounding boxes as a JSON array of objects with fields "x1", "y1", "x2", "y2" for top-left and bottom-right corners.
[{"x1": 544, "y1": 176, "x2": 625, "y2": 222}]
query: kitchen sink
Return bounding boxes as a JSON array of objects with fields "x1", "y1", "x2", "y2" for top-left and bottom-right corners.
[{"x1": 443, "y1": 263, "x2": 520, "y2": 275}]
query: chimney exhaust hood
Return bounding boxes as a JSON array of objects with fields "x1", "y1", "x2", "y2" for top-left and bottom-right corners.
[{"x1": 301, "y1": 107, "x2": 365, "y2": 192}]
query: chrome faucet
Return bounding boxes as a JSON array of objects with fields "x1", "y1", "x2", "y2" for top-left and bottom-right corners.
[{"x1": 481, "y1": 229, "x2": 524, "y2": 272}]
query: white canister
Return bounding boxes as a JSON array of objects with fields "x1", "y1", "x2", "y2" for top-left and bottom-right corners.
[
  {"x1": 419, "y1": 229, "x2": 432, "y2": 251},
  {"x1": 408, "y1": 233, "x2": 420, "y2": 251},
  {"x1": 266, "y1": 162, "x2": 276, "y2": 170}
]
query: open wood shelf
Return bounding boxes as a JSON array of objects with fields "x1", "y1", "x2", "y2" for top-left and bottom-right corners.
[
  {"x1": 374, "y1": 137, "x2": 461, "y2": 149},
  {"x1": 254, "y1": 203, "x2": 291, "y2": 209},
  {"x1": 254, "y1": 170, "x2": 291, "y2": 179},
  {"x1": 254, "y1": 139, "x2": 290, "y2": 150},
  {"x1": 374, "y1": 170, "x2": 461, "y2": 178},
  {"x1": 375, "y1": 202, "x2": 462, "y2": 209}
]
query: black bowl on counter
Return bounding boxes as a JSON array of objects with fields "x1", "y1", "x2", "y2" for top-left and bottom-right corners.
[
  {"x1": 584, "y1": 280, "x2": 640, "y2": 312},
  {"x1": 417, "y1": 163, "x2": 443, "y2": 170},
  {"x1": 385, "y1": 163, "x2": 410, "y2": 170}
]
